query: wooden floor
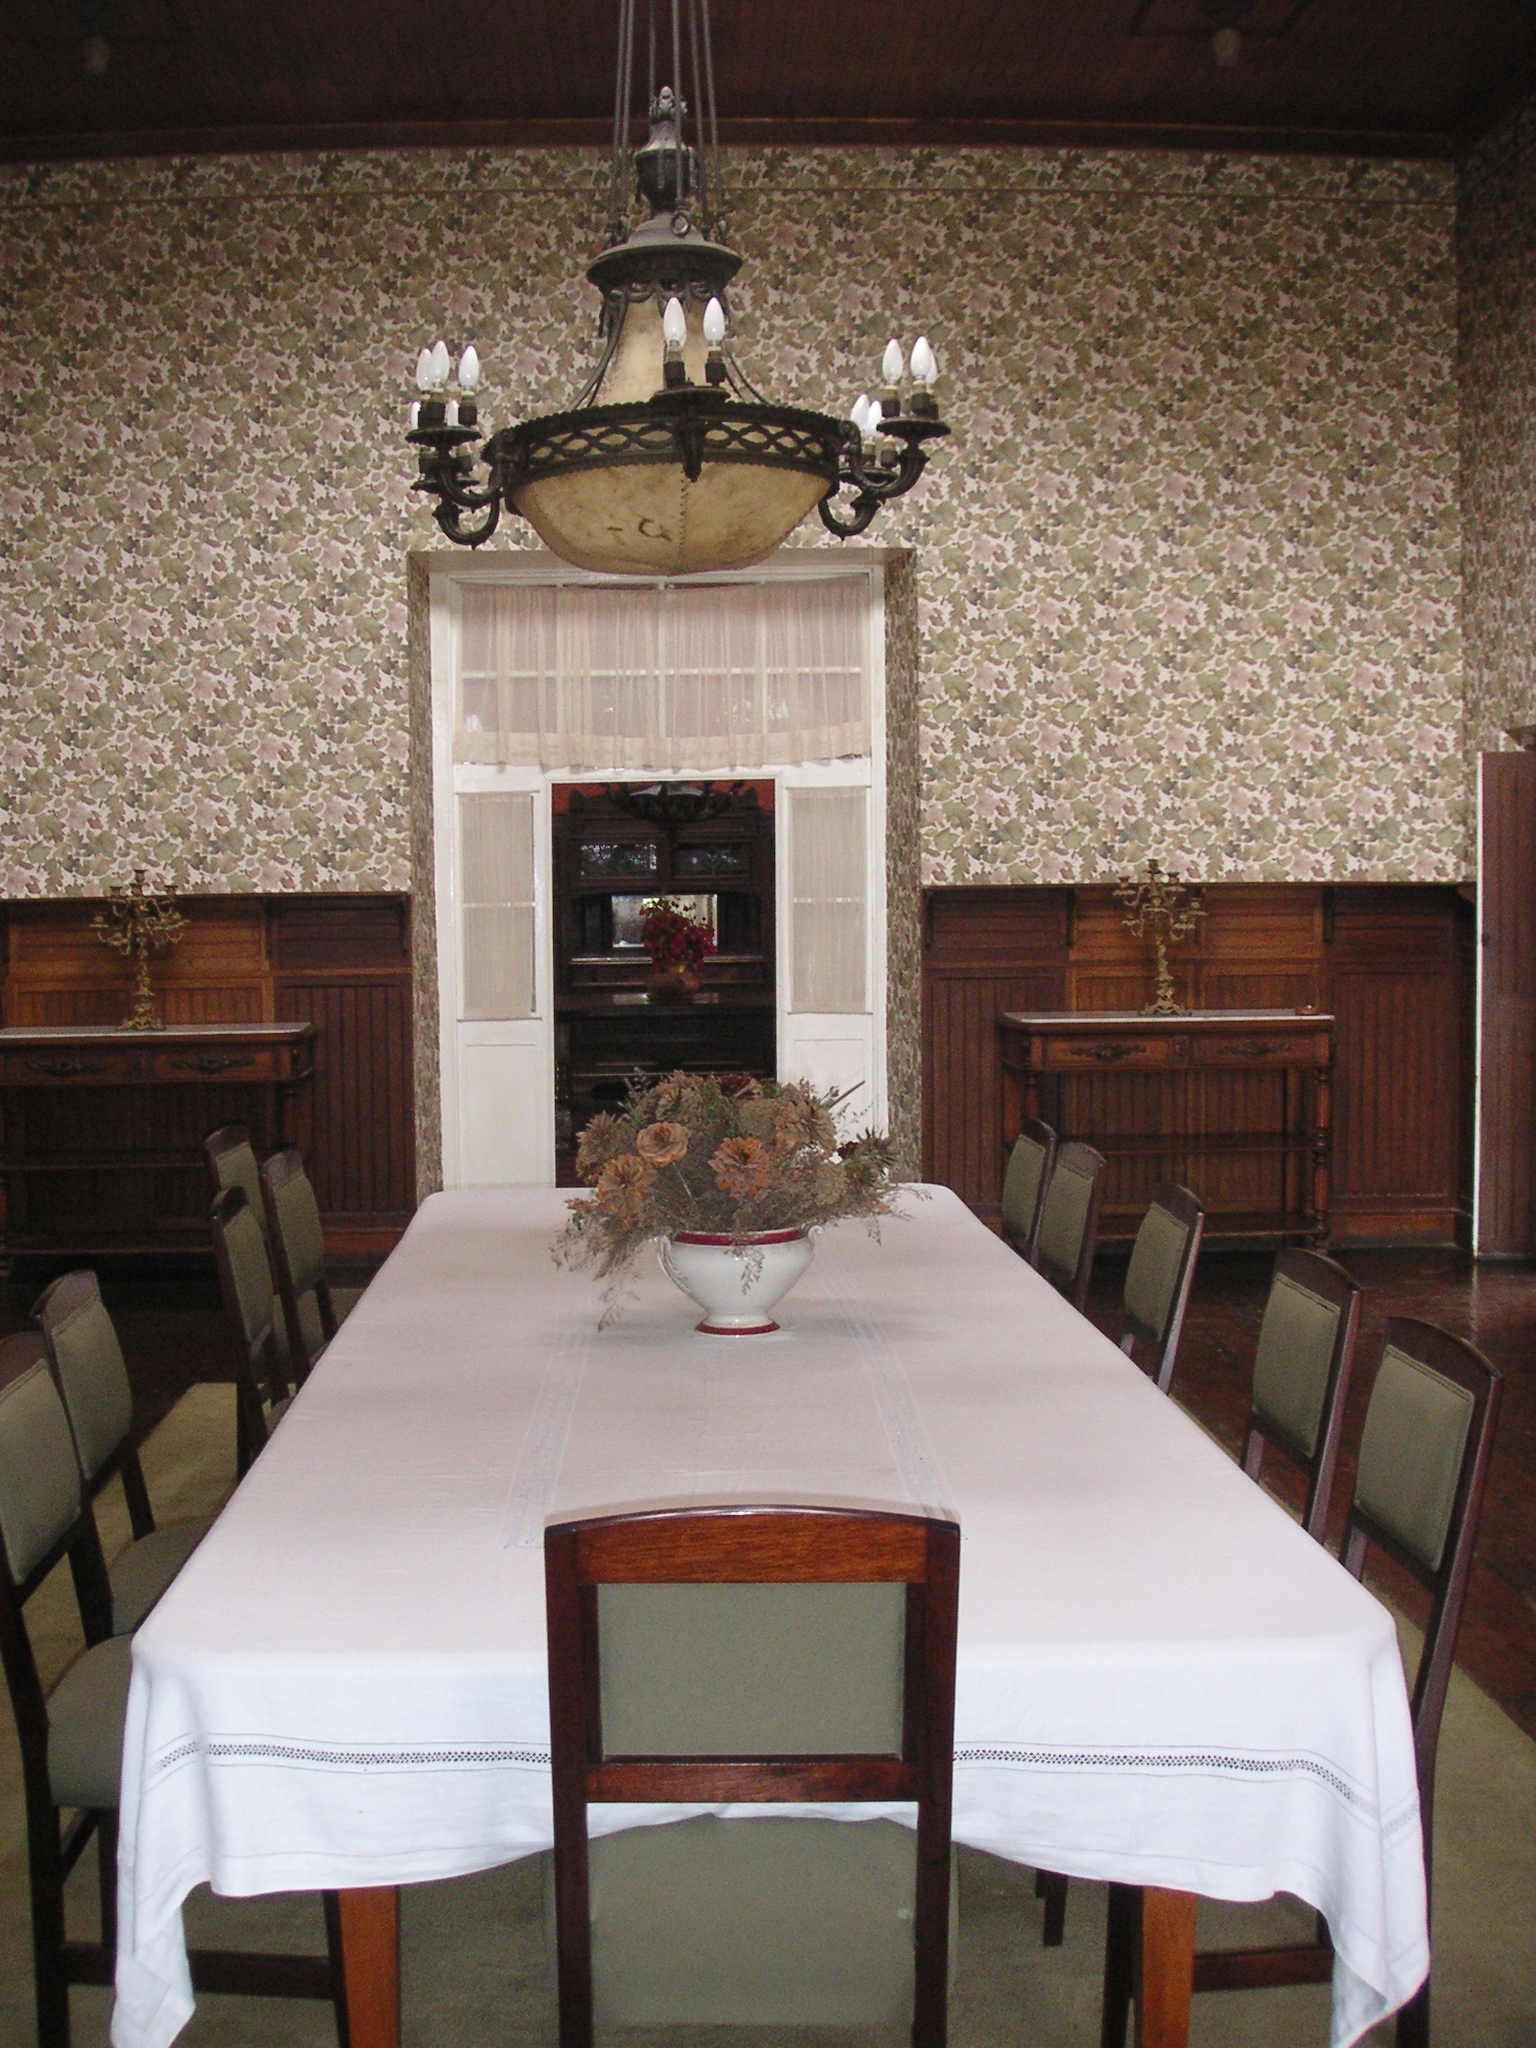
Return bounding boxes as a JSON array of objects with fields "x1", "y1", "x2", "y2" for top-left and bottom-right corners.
[{"x1": 5, "y1": 1241, "x2": 1535, "y2": 1740}]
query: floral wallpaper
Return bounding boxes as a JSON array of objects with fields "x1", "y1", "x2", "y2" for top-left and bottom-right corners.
[
  {"x1": 1461, "y1": 95, "x2": 1536, "y2": 760},
  {"x1": 0, "y1": 143, "x2": 1463, "y2": 894}
]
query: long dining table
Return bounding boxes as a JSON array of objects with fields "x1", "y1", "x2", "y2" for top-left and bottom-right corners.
[{"x1": 113, "y1": 1185, "x2": 1428, "y2": 2048}]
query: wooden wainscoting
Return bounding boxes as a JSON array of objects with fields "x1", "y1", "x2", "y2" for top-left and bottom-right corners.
[
  {"x1": 1, "y1": 895, "x2": 415, "y2": 1258},
  {"x1": 922, "y1": 884, "x2": 1473, "y2": 1247}
]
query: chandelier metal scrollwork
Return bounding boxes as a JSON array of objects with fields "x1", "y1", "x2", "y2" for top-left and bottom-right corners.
[{"x1": 403, "y1": 0, "x2": 948, "y2": 576}]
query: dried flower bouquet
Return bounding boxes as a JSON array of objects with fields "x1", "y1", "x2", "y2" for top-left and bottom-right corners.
[{"x1": 555, "y1": 1070, "x2": 904, "y2": 1288}]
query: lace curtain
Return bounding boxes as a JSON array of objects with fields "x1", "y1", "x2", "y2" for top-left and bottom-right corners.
[
  {"x1": 788, "y1": 787, "x2": 868, "y2": 1013},
  {"x1": 459, "y1": 793, "x2": 536, "y2": 1020},
  {"x1": 456, "y1": 577, "x2": 869, "y2": 771}
]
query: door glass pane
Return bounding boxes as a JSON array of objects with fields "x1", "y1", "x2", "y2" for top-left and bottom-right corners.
[
  {"x1": 789, "y1": 788, "x2": 867, "y2": 1014},
  {"x1": 459, "y1": 792, "x2": 536, "y2": 1019}
]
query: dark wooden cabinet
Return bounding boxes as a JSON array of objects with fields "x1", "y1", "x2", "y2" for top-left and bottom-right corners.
[{"x1": 552, "y1": 785, "x2": 777, "y2": 1132}]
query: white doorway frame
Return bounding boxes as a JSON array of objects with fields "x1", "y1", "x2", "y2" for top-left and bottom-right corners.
[{"x1": 428, "y1": 551, "x2": 889, "y2": 1189}]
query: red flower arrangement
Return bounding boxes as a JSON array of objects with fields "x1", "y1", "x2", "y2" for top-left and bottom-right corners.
[{"x1": 640, "y1": 897, "x2": 716, "y2": 974}]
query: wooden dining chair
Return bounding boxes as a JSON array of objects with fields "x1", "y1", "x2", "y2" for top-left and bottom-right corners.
[
  {"x1": 1100, "y1": 1317, "x2": 1502, "y2": 2048},
  {"x1": 209, "y1": 1186, "x2": 296, "y2": 1475},
  {"x1": 1035, "y1": 1141, "x2": 1107, "y2": 1311},
  {"x1": 204, "y1": 1123, "x2": 293, "y2": 1373},
  {"x1": 545, "y1": 1503, "x2": 960, "y2": 2048},
  {"x1": 32, "y1": 1269, "x2": 213, "y2": 1634},
  {"x1": 259, "y1": 1147, "x2": 365, "y2": 1381},
  {"x1": 1240, "y1": 1248, "x2": 1363, "y2": 1541},
  {"x1": 1116, "y1": 1182, "x2": 1205, "y2": 1393},
  {"x1": 0, "y1": 1334, "x2": 348, "y2": 2048},
  {"x1": 1001, "y1": 1117, "x2": 1057, "y2": 1265}
]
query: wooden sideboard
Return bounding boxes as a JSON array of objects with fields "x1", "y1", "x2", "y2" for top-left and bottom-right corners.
[
  {"x1": 0, "y1": 1022, "x2": 315, "y2": 1265},
  {"x1": 998, "y1": 1008, "x2": 1334, "y2": 1247}
]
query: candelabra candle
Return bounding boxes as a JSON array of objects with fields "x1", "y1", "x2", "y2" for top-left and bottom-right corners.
[
  {"x1": 1114, "y1": 858, "x2": 1205, "y2": 1017},
  {"x1": 90, "y1": 869, "x2": 188, "y2": 1031}
]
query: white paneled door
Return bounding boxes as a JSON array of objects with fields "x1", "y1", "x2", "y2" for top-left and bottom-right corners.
[{"x1": 430, "y1": 554, "x2": 887, "y2": 1186}]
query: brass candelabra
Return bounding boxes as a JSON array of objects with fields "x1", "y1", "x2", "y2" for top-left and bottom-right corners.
[
  {"x1": 1114, "y1": 858, "x2": 1205, "y2": 1017},
  {"x1": 91, "y1": 870, "x2": 187, "y2": 1031}
]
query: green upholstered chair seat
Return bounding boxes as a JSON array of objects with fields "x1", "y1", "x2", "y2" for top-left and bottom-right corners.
[
  {"x1": 571, "y1": 1814, "x2": 938, "y2": 2027},
  {"x1": 1250, "y1": 1272, "x2": 1342, "y2": 1464},
  {"x1": 1356, "y1": 1344, "x2": 1475, "y2": 1574},
  {"x1": 109, "y1": 1520, "x2": 210, "y2": 1635},
  {"x1": 47, "y1": 1632, "x2": 131, "y2": 1810}
]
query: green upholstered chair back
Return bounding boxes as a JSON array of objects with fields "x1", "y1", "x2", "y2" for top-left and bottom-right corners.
[
  {"x1": 219, "y1": 1192, "x2": 278, "y2": 1355},
  {"x1": 1036, "y1": 1143, "x2": 1106, "y2": 1309},
  {"x1": 599, "y1": 1582, "x2": 906, "y2": 1756},
  {"x1": 1341, "y1": 1317, "x2": 1501, "y2": 1865},
  {"x1": 204, "y1": 1124, "x2": 265, "y2": 1234},
  {"x1": 1123, "y1": 1201, "x2": 1192, "y2": 1345},
  {"x1": 1239, "y1": 1248, "x2": 1361, "y2": 1544},
  {"x1": 33, "y1": 1272, "x2": 133, "y2": 1487},
  {"x1": 1355, "y1": 1344, "x2": 1476, "y2": 1576},
  {"x1": 1001, "y1": 1119, "x2": 1055, "y2": 1260},
  {"x1": 266, "y1": 1157, "x2": 326, "y2": 1299},
  {"x1": 1119, "y1": 1182, "x2": 1204, "y2": 1393},
  {"x1": 0, "y1": 1347, "x2": 83, "y2": 1591},
  {"x1": 1251, "y1": 1270, "x2": 1343, "y2": 1464}
]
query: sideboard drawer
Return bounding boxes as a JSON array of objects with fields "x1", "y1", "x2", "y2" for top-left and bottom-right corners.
[
  {"x1": 1191, "y1": 1032, "x2": 1327, "y2": 1070},
  {"x1": 1038, "y1": 1034, "x2": 1179, "y2": 1072}
]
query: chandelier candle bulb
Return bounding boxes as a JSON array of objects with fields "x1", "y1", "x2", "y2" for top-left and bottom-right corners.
[
  {"x1": 662, "y1": 296, "x2": 687, "y2": 351},
  {"x1": 445, "y1": 399, "x2": 459, "y2": 426},
  {"x1": 408, "y1": 401, "x2": 420, "y2": 428},
  {"x1": 457, "y1": 344, "x2": 480, "y2": 392},
  {"x1": 911, "y1": 336, "x2": 937, "y2": 387},
  {"x1": 429, "y1": 339, "x2": 450, "y2": 385},
  {"x1": 881, "y1": 338, "x2": 904, "y2": 386},
  {"x1": 702, "y1": 297, "x2": 726, "y2": 346},
  {"x1": 414, "y1": 348, "x2": 435, "y2": 391}
]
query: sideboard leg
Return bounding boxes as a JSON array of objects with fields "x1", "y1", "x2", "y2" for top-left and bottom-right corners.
[
  {"x1": 336, "y1": 1886, "x2": 400, "y2": 2048},
  {"x1": 1134, "y1": 1886, "x2": 1196, "y2": 2048}
]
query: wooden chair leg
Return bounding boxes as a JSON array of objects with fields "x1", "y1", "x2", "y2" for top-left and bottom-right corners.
[
  {"x1": 1101, "y1": 1882, "x2": 1139, "y2": 2048},
  {"x1": 1039, "y1": 1869, "x2": 1069, "y2": 1946},
  {"x1": 322, "y1": 1890, "x2": 352, "y2": 2048},
  {"x1": 32, "y1": 1865, "x2": 71, "y2": 2048},
  {"x1": 97, "y1": 1811, "x2": 118, "y2": 1949}
]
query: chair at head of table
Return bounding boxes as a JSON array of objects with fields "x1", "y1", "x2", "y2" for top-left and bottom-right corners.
[{"x1": 543, "y1": 1502, "x2": 961, "y2": 2047}]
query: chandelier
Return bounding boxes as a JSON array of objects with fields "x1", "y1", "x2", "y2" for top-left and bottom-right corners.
[{"x1": 403, "y1": 0, "x2": 948, "y2": 576}]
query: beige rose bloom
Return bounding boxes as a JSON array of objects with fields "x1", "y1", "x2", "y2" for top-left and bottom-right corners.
[{"x1": 635, "y1": 1120, "x2": 688, "y2": 1166}]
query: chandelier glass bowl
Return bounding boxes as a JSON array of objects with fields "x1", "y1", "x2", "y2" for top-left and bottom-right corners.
[{"x1": 404, "y1": 2, "x2": 947, "y2": 577}]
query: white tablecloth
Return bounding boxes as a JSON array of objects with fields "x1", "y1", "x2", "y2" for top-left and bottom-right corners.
[{"x1": 113, "y1": 1187, "x2": 1427, "y2": 2048}]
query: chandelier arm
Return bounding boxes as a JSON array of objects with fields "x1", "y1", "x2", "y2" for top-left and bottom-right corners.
[
  {"x1": 818, "y1": 490, "x2": 882, "y2": 540},
  {"x1": 413, "y1": 447, "x2": 502, "y2": 516},
  {"x1": 720, "y1": 339, "x2": 767, "y2": 405},
  {"x1": 432, "y1": 495, "x2": 503, "y2": 548}
]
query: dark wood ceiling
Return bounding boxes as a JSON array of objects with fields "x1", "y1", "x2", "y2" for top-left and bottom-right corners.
[{"x1": 4, "y1": 0, "x2": 1535, "y2": 164}]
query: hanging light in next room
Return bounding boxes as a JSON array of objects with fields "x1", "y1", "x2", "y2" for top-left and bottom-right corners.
[{"x1": 402, "y1": 0, "x2": 948, "y2": 576}]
